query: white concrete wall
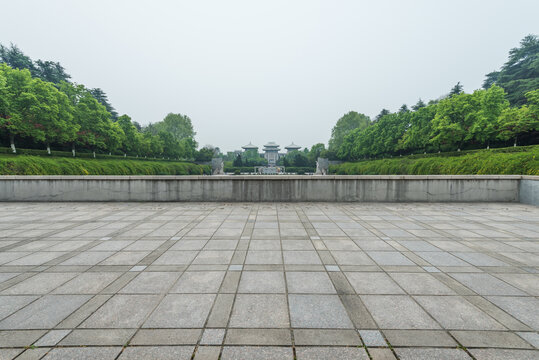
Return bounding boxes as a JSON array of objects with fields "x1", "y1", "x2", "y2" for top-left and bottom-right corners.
[{"x1": 0, "y1": 175, "x2": 533, "y2": 203}]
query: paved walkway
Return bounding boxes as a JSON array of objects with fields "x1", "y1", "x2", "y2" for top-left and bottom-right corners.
[{"x1": 0, "y1": 202, "x2": 537, "y2": 360}]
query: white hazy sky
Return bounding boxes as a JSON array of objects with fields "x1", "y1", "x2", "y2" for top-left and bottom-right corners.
[{"x1": 1, "y1": 0, "x2": 538, "y2": 151}]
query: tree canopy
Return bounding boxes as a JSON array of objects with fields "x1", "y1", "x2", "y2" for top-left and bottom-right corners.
[{"x1": 483, "y1": 34, "x2": 539, "y2": 106}]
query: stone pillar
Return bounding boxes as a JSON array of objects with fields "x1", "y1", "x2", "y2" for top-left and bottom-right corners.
[
  {"x1": 315, "y1": 158, "x2": 329, "y2": 175},
  {"x1": 212, "y1": 158, "x2": 225, "y2": 175}
]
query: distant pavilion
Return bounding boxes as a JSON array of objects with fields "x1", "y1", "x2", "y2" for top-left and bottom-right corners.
[
  {"x1": 241, "y1": 142, "x2": 258, "y2": 153},
  {"x1": 263, "y1": 142, "x2": 281, "y2": 166},
  {"x1": 285, "y1": 142, "x2": 301, "y2": 153}
]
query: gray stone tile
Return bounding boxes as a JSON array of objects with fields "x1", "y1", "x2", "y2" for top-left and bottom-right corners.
[
  {"x1": 389, "y1": 273, "x2": 456, "y2": 295},
  {"x1": 450, "y1": 273, "x2": 526, "y2": 295},
  {"x1": 60, "y1": 329, "x2": 136, "y2": 345},
  {"x1": 286, "y1": 272, "x2": 336, "y2": 294},
  {"x1": 487, "y1": 296, "x2": 539, "y2": 329},
  {"x1": 144, "y1": 294, "x2": 215, "y2": 328},
  {"x1": 0, "y1": 295, "x2": 90, "y2": 329},
  {"x1": 383, "y1": 329, "x2": 457, "y2": 347},
  {"x1": 361, "y1": 295, "x2": 440, "y2": 329},
  {"x1": 221, "y1": 346, "x2": 293, "y2": 360},
  {"x1": 296, "y1": 347, "x2": 369, "y2": 360},
  {"x1": 154, "y1": 251, "x2": 198, "y2": 265},
  {"x1": 238, "y1": 271, "x2": 285, "y2": 293},
  {"x1": 2, "y1": 272, "x2": 76, "y2": 295},
  {"x1": 346, "y1": 272, "x2": 404, "y2": 294},
  {"x1": 206, "y1": 294, "x2": 234, "y2": 327},
  {"x1": 451, "y1": 330, "x2": 533, "y2": 349},
  {"x1": 0, "y1": 295, "x2": 38, "y2": 319},
  {"x1": 469, "y1": 349, "x2": 539, "y2": 360},
  {"x1": 414, "y1": 295, "x2": 505, "y2": 330},
  {"x1": 170, "y1": 240, "x2": 207, "y2": 250},
  {"x1": 34, "y1": 329, "x2": 71, "y2": 346},
  {"x1": 53, "y1": 272, "x2": 121, "y2": 294},
  {"x1": 225, "y1": 329, "x2": 291, "y2": 345},
  {"x1": 367, "y1": 251, "x2": 415, "y2": 266},
  {"x1": 245, "y1": 251, "x2": 282, "y2": 264},
  {"x1": 120, "y1": 271, "x2": 180, "y2": 293},
  {"x1": 0, "y1": 330, "x2": 46, "y2": 347},
  {"x1": 282, "y1": 240, "x2": 313, "y2": 250},
  {"x1": 416, "y1": 252, "x2": 470, "y2": 266},
  {"x1": 41, "y1": 347, "x2": 122, "y2": 360},
  {"x1": 118, "y1": 346, "x2": 195, "y2": 360},
  {"x1": 60, "y1": 251, "x2": 115, "y2": 265},
  {"x1": 359, "y1": 329, "x2": 386, "y2": 346},
  {"x1": 100, "y1": 251, "x2": 150, "y2": 265},
  {"x1": 452, "y1": 252, "x2": 509, "y2": 266},
  {"x1": 170, "y1": 271, "x2": 225, "y2": 293},
  {"x1": 283, "y1": 251, "x2": 322, "y2": 265},
  {"x1": 517, "y1": 332, "x2": 539, "y2": 348},
  {"x1": 0, "y1": 349, "x2": 24, "y2": 359},
  {"x1": 395, "y1": 348, "x2": 471, "y2": 360},
  {"x1": 193, "y1": 251, "x2": 234, "y2": 264},
  {"x1": 368, "y1": 348, "x2": 397, "y2": 360},
  {"x1": 332, "y1": 251, "x2": 375, "y2": 265},
  {"x1": 230, "y1": 294, "x2": 289, "y2": 328},
  {"x1": 194, "y1": 346, "x2": 220, "y2": 360},
  {"x1": 294, "y1": 329, "x2": 361, "y2": 345},
  {"x1": 130, "y1": 329, "x2": 201, "y2": 345},
  {"x1": 494, "y1": 274, "x2": 539, "y2": 296},
  {"x1": 200, "y1": 328, "x2": 225, "y2": 345},
  {"x1": 289, "y1": 294, "x2": 353, "y2": 328},
  {"x1": 80, "y1": 294, "x2": 160, "y2": 328},
  {"x1": 249, "y1": 240, "x2": 280, "y2": 250}
]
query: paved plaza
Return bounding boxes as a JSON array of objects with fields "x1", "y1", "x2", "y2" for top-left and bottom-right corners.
[{"x1": 0, "y1": 202, "x2": 537, "y2": 359}]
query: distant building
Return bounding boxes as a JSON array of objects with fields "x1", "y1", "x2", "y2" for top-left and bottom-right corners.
[
  {"x1": 241, "y1": 142, "x2": 258, "y2": 152},
  {"x1": 263, "y1": 141, "x2": 281, "y2": 166},
  {"x1": 285, "y1": 142, "x2": 301, "y2": 153}
]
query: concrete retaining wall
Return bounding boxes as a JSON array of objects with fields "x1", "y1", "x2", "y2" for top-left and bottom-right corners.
[
  {"x1": 520, "y1": 176, "x2": 539, "y2": 206},
  {"x1": 0, "y1": 175, "x2": 536, "y2": 203}
]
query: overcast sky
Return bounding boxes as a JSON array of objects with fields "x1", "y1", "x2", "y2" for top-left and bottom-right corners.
[{"x1": 1, "y1": 0, "x2": 538, "y2": 151}]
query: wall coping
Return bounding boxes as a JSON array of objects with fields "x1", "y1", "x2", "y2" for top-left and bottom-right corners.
[{"x1": 0, "y1": 175, "x2": 534, "y2": 180}]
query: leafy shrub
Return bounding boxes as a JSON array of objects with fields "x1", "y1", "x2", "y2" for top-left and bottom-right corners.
[
  {"x1": 330, "y1": 145, "x2": 539, "y2": 175},
  {"x1": 0, "y1": 155, "x2": 210, "y2": 175}
]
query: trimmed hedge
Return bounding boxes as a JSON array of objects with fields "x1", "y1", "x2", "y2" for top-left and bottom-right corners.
[
  {"x1": 0, "y1": 155, "x2": 210, "y2": 175},
  {"x1": 330, "y1": 145, "x2": 539, "y2": 175},
  {"x1": 0, "y1": 147, "x2": 194, "y2": 163}
]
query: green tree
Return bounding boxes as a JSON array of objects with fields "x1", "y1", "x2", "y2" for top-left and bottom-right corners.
[
  {"x1": 233, "y1": 153, "x2": 243, "y2": 167},
  {"x1": 429, "y1": 92, "x2": 480, "y2": 151},
  {"x1": 153, "y1": 113, "x2": 196, "y2": 142},
  {"x1": 27, "y1": 78, "x2": 77, "y2": 153},
  {"x1": 483, "y1": 34, "x2": 539, "y2": 106},
  {"x1": 117, "y1": 114, "x2": 141, "y2": 156},
  {"x1": 89, "y1": 88, "x2": 118, "y2": 120},
  {"x1": 449, "y1": 82, "x2": 464, "y2": 96},
  {"x1": 468, "y1": 86, "x2": 509, "y2": 148},
  {"x1": 307, "y1": 143, "x2": 326, "y2": 166},
  {"x1": 0, "y1": 64, "x2": 35, "y2": 152},
  {"x1": 497, "y1": 89, "x2": 539, "y2": 146},
  {"x1": 329, "y1": 111, "x2": 370, "y2": 151},
  {"x1": 34, "y1": 60, "x2": 71, "y2": 84},
  {"x1": 0, "y1": 44, "x2": 36, "y2": 75},
  {"x1": 398, "y1": 104, "x2": 437, "y2": 153}
]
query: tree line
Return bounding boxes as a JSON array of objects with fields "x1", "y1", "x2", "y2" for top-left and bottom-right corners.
[
  {"x1": 329, "y1": 35, "x2": 539, "y2": 161},
  {"x1": 0, "y1": 44, "x2": 200, "y2": 159}
]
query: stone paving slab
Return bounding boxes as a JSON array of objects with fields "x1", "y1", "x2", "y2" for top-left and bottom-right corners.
[{"x1": 0, "y1": 202, "x2": 537, "y2": 359}]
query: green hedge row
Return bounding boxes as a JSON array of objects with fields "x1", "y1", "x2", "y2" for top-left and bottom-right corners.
[
  {"x1": 330, "y1": 145, "x2": 539, "y2": 175},
  {"x1": 0, "y1": 155, "x2": 210, "y2": 175},
  {"x1": 0, "y1": 147, "x2": 193, "y2": 163}
]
